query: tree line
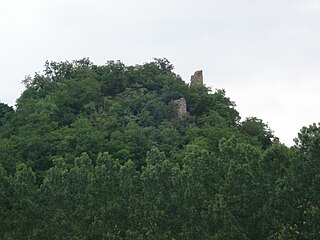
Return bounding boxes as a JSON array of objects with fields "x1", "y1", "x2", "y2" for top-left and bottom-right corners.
[{"x1": 0, "y1": 58, "x2": 319, "y2": 239}]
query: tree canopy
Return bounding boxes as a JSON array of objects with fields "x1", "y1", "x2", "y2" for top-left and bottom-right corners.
[{"x1": 0, "y1": 58, "x2": 319, "y2": 239}]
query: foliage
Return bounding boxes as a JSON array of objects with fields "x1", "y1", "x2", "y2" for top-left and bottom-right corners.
[{"x1": 0, "y1": 58, "x2": 318, "y2": 239}]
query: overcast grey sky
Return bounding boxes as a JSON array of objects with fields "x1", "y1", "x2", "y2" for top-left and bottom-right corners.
[{"x1": 1, "y1": 0, "x2": 320, "y2": 146}]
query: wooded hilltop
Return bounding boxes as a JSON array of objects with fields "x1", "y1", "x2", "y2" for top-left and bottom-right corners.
[{"x1": 1, "y1": 58, "x2": 320, "y2": 239}]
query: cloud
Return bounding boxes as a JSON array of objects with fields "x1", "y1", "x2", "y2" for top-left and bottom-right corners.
[
  {"x1": 303, "y1": 0, "x2": 320, "y2": 15},
  {"x1": 0, "y1": 0, "x2": 319, "y2": 145}
]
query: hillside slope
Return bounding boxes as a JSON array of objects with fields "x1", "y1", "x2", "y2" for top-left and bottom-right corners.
[{"x1": 0, "y1": 59, "x2": 319, "y2": 239}]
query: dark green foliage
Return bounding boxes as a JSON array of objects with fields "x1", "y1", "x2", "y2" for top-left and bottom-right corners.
[
  {"x1": 0, "y1": 58, "x2": 318, "y2": 239},
  {"x1": 241, "y1": 117, "x2": 274, "y2": 149},
  {"x1": 0, "y1": 103, "x2": 13, "y2": 122}
]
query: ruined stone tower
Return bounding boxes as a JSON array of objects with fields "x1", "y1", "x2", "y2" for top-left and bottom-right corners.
[
  {"x1": 173, "y1": 98, "x2": 187, "y2": 119},
  {"x1": 190, "y1": 70, "x2": 203, "y2": 86},
  {"x1": 171, "y1": 70, "x2": 204, "y2": 118}
]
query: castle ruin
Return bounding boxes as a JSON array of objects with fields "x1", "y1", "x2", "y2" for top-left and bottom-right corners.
[
  {"x1": 173, "y1": 98, "x2": 187, "y2": 119},
  {"x1": 172, "y1": 70, "x2": 204, "y2": 118},
  {"x1": 190, "y1": 70, "x2": 203, "y2": 86}
]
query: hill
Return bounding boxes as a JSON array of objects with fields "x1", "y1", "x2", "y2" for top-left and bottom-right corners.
[{"x1": 0, "y1": 58, "x2": 319, "y2": 239}]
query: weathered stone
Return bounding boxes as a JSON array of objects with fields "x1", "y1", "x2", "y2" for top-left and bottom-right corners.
[
  {"x1": 190, "y1": 70, "x2": 203, "y2": 86},
  {"x1": 173, "y1": 98, "x2": 187, "y2": 118}
]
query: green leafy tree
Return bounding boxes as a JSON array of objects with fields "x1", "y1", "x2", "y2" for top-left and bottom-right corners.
[
  {"x1": 0, "y1": 103, "x2": 13, "y2": 127},
  {"x1": 0, "y1": 165, "x2": 10, "y2": 238},
  {"x1": 8, "y1": 164, "x2": 39, "y2": 239},
  {"x1": 241, "y1": 117, "x2": 274, "y2": 149},
  {"x1": 1, "y1": 58, "x2": 316, "y2": 239}
]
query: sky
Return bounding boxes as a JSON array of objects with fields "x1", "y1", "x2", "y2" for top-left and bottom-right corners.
[{"x1": 1, "y1": 0, "x2": 320, "y2": 146}]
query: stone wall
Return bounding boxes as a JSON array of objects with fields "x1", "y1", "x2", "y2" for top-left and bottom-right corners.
[
  {"x1": 173, "y1": 98, "x2": 187, "y2": 119},
  {"x1": 190, "y1": 70, "x2": 203, "y2": 86},
  {"x1": 171, "y1": 70, "x2": 204, "y2": 118}
]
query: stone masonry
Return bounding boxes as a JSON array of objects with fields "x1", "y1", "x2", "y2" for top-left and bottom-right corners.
[
  {"x1": 190, "y1": 70, "x2": 203, "y2": 86},
  {"x1": 173, "y1": 98, "x2": 187, "y2": 119}
]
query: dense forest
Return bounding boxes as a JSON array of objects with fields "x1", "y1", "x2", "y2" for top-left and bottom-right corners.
[{"x1": 0, "y1": 58, "x2": 320, "y2": 239}]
